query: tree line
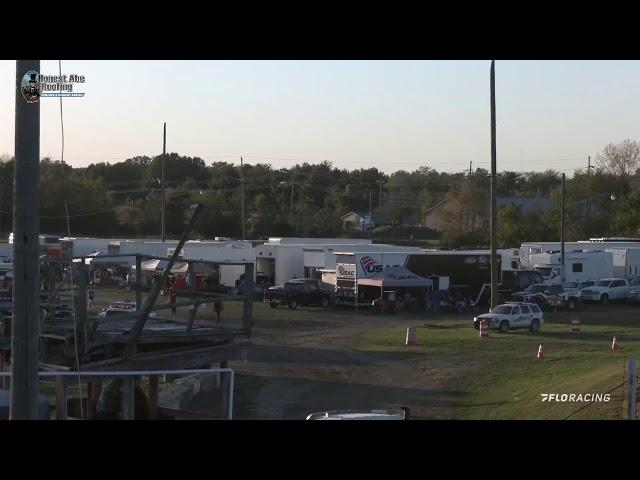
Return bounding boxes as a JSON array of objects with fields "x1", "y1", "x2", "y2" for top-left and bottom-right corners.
[{"x1": 0, "y1": 139, "x2": 638, "y2": 247}]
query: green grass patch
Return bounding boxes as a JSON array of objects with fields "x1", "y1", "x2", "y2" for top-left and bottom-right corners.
[{"x1": 355, "y1": 306, "x2": 640, "y2": 419}]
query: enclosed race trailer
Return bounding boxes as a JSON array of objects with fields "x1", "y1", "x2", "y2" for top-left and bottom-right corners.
[
  {"x1": 529, "y1": 250, "x2": 614, "y2": 284},
  {"x1": 608, "y1": 248, "x2": 640, "y2": 279}
]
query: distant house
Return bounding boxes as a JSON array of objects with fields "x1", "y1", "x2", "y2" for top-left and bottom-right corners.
[
  {"x1": 341, "y1": 211, "x2": 419, "y2": 231},
  {"x1": 421, "y1": 196, "x2": 553, "y2": 233}
]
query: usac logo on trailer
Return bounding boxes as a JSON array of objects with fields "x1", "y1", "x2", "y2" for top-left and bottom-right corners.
[
  {"x1": 360, "y1": 256, "x2": 383, "y2": 274},
  {"x1": 21, "y1": 70, "x2": 41, "y2": 103}
]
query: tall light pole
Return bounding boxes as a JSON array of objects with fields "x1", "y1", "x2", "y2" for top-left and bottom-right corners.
[
  {"x1": 240, "y1": 157, "x2": 245, "y2": 240},
  {"x1": 280, "y1": 181, "x2": 286, "y2": 214},
  {"x1": 489, "y1": 60, "x2": 498, "y2": 309},
  {"x1": 11, "y1": 60, "x2": 41, "y2": 419},
  {"x1": 376, "y1": 180, "x2": 383, "y2": 211},
  {"x1": 161, "y1": 122, "x2": 166, "y2": 242},
  {"x1": 560, "y1": 173, "x2": 566, "y2": 284},
  {"x1": 289, "y1": 181, "x2": 294, "y2": 224}
]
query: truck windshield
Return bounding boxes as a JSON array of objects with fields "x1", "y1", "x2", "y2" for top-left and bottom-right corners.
[
  {"x1": 596, "y1": 280, "x2": 611, "y2": 287},
  {"x1": 565, "y1": 282, "x2": 578, "y2": 289},
  {"x1": 524, "y1": 285, "x2": 546, "y2": 293}
]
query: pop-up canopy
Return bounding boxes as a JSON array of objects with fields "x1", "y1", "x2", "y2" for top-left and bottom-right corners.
[{"x1": 357, "y1": 266, "x2": 432, "y2": 288}]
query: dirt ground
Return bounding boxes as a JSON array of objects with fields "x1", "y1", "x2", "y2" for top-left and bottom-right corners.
[{"x1": 188, "y1": 303, "x2": 456, "y2": 420}]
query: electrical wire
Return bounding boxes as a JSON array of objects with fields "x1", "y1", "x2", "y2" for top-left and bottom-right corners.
[{"x1": 58, "y1": 59, "x2": 84, "y2": 419}]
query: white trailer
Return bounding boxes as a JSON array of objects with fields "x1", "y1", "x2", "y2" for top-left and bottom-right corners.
[
  {"x1": 607, "y1": 248, "x2": 640, "y2": 279},
  {"x1": 529, "y1": 250, "x2": 613, "y2": 284},
  {"x1": 182, "y1": 242, "x2": 255, "y2": 287}
]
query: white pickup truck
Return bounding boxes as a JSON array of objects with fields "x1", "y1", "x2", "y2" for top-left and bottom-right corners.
[{"x1": 580, "y1": 278, "x2": 631, "y2": 305}]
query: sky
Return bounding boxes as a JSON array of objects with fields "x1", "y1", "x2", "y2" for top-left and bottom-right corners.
[{"x1": 1, "y1": 60, "x2": 639, "y2": 175}]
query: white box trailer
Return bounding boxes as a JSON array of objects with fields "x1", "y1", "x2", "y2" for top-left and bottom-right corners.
[
  {"x1": 607, "y1": 248, "x2": 640, "y2": 279},
  {"x1": 529, "y1": 250, "x2": 613, "y2": 283},
  {"x1": 181, "y1": 243, "x2": 255, "y2": 287}
]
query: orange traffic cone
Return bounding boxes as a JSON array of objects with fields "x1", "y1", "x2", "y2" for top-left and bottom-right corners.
[
  {"x1": 537, "y1": 344, "x2": 544, "y2": 359},
  {"x1": 570, "y1": 317, "x2": 580, "y2": 333},
  {"x1": 612, "y1": 336, "x2": 620, "y2": 350},
  {"x1": 479, "y1": 319, "x2": 489, "y2": 338}
]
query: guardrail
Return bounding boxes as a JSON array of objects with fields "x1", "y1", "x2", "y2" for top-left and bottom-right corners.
[{"x1": 0, "y1": 368, "x2": 235, "y2": 420}]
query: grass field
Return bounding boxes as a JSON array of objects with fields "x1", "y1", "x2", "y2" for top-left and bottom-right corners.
[{"x1": 355, "y1": 305, "x2": 640, "y2": 419}]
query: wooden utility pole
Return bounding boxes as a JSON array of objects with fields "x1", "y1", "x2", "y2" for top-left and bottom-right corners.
[
  {"x1": 11, "y1": 60, "x2": 41, "y2": 419},
  {"x1": 469, "y1": 161, "x2": 472, "y2": 177},
  {"x1": 489, "y1": 60, "x2": 498, "y2": 309},
  {"x1": 561, "y1": 173, "x2": 566, "y2": 284},
  {"x1": 378, "y1": 180, "x2": 383, "y2": 211},
  {"x1": 240, "y1": 157, "x2": 245, "y2": 240},
  {"x1": 289, "y1": 181, "x2": 294, "y2": 224},
  {"x1": 369, "y1": 192, "x2": 373, "y2": 239},
  {"x1": 161, "y1": 122, "x2": 166, "y2": 242},
  {"x1": 586, "y1": 156, "x2": 592, "y2": 233}
]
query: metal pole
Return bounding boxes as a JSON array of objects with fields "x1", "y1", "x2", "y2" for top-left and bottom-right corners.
[
  {"x1": 161, "y1": 123, "x2": 166, "y2": 242},
  {"x1": 369, "y1": 192, "x2": 372, "y2": 239},
  {"x1": 281, "y1": 182, "x2": 285, "y2": 213},
  {"x1": 586, "y1": 156, "x2": 591, "y2": 234},
  {"x1": 378, "y1": 181, "x2": 382, "y2": 211},
  {"x1": 489, "y1": 60, "x2": 498, "y2": 309},
  {"x1": 240, "y1": 157, "x2": 245, "y2": 240},
  {"x1": 11, "y1": 60, "x2": 41, "y2": 419},
  {"x1": 561, "y1": 173, "x2": 565, "y2": 284},
  {"x1": 629, "y1": 356, "x2": 637, "y2": 420},
  {"x1": 289, "y1": 181, "x2": 294, "y2": 224}
]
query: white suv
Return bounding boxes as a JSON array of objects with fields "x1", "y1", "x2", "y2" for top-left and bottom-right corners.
[
  {"x1": 473, "y1": 302, "x2": 544, "y2": 333},
  {"x1": 581, "y1": 278, "x2": 630, "y2": 305}
]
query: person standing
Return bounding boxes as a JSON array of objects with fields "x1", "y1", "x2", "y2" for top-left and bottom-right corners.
[
  {"x1": 431, "y1": 289, "x2": 440, "y2": 314},
  {"x1": 88, "y1": 285, "x2": 96, "y2": 309},
  {"x1": 213, "y1": 301, "x2": 224, "y2": 324},
  {"x1": 169, "y1": 289, "x2": 177, "y2": 315}
]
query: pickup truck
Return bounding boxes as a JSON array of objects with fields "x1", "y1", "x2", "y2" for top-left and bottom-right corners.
[
  {"x1": 510, "y1": 283, "x2": 581, "y2": 311},
  {"x1": 263, "y1": 278, "x2": 332, "y2": 310},
  {"x1": 581, "y1": 278, "x2": 631, "y2": 305}
]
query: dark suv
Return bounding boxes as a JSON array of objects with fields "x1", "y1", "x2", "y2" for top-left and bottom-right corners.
[{"x1": 264, "y1": 279, "x2": 332, "y2": 310}]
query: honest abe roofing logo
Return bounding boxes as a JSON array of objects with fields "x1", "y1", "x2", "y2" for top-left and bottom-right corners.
[{"x1": 20, "y1": 70, "x2": 86, "y2": 103}]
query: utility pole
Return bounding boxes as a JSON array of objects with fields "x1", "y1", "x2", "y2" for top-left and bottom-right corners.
[
  {"x1": 586, "y1": 156, "x2": 592, "y2": 234},
  {"x1": 369, "y1": 191, "x2": 373, "y2": 239},
  {"x1": 469, "y1": 161, "x2": 472, "y2": 177},
  {"x1": 240, "y1": 157, "x2": 245, "y2": 240},
  {"x1": 11, "y1": 60, "x2": 41, "y2": 419},
  {"x1": 161, "y1": 122, "x2": 166, "y2": 242},
  {"x1": 561, "y1": 173, "x2": 566, "y2": 284},
  {"x1": 289, "y1": 181, "x2": 294, "y2": 224},
  {"x1": 280, "y1": 181, "x2": 286, "y2": 214},
  {"x1": 489, "y1": 60, "x2": 498, "y2": 309},
  {"x1": 377, "y1": 180, "x2": 383, "y2": 211}
]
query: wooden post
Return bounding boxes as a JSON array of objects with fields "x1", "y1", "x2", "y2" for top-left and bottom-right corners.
[
  {"x1": 148, "y1": 375, "x2": 159, "y2": 420},
  {"x1": 629, "y1": 356, "x2": 637, "y2": 420},
  {"x1": 11, "y1": 59, "x2": 41, "y2": 419},
  {"x1": 220, "y1": 361, "x2": 229, "y2": 419},
  {"x1": 489, "y1": 59, "x2": 498, "y2": 309},
  {"x1": 186, "y1": 262, "x2": 196, "y2": 333},
  {"x1": 78, "y1": 259, "x2": 87, "y2": 353},
  {"x1": 243, "y1": 263, "x2": 254, "y2": 332},
  {"x1": 122, "y1": 377, "x2": 135, "y2": 420}
]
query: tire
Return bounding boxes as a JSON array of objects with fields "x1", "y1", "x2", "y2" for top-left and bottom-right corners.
[
  {"x1": 601, "y1": 294, "x2": 609, "y2": 306},
  {"x1": 289, "y1": 299, "x2": 298, "y2": 310},
  {"x1": 499, "y1": 320, "x2": 509, "y2": 333},
  {"x1": 269, "y1": 303, "x2": 278, "y2": 309},
  {"x1": 567, "y1": 298, "x2": 576, "y2": 311},
  {"x1": 529, "y1": 318, "x2": 540, "y2": 333},
  {"x1": 321, "y1": 297, "x2": 329, "y2": 308}
]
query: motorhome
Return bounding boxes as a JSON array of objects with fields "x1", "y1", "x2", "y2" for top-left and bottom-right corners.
[{"x1": 529, "y1": 250, "x2": 614, "y2": 284}]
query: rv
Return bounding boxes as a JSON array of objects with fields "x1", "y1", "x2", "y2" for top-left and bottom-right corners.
[{"x1": 529, "y1": 250, "x2": 614, "y2": 284}]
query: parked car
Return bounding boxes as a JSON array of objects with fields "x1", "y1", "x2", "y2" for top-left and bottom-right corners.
[
  {"x1": 562, "y1": 280, "x2": 596, "y2": 298},
  {"x1": 473, "y1": 302, "x2": 544, "y2": 333},
  {"x1": 543, "y1": 285, "x2": 583, "y2": 311},
  {"x1": 626, "y1": 277, "x2": 640, "y2": 304},
  {"x1": 581, "y1": 278, "x2": 631, "y2": 305},
  {"x1": 97, "y1": 301, "x2": 157, "y2": 320},
  {"x1": 263, "y1": 278, "x2": 332, "y2": 310}
]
